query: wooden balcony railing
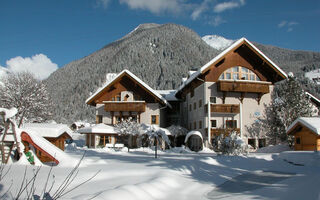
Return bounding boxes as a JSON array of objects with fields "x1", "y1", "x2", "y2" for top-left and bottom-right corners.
[
  {"x1": 210, "y1": 104, "x2": 240, "y2": 113},
  {"x1": 217, "y1": 80, "x2": 270, "y2": 94},
  {"x1": 103, "y1": 101, "x2": 146, "y2": 112},
  {"x1": 210, "y1": 128, "x2": 240, "y2": 138}
]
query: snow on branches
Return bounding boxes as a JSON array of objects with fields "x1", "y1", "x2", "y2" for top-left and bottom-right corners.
[
  {"x1": 261, "y1": 74, "x2": 315, "y2": 144},
  {"x1": 0, "y1": 71, "x2": 53, "y2": 127}
]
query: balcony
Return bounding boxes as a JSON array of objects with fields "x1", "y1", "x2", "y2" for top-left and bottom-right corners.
[
  {"x1": 210, "y1": 128, "x2": 240, "y2": 137},
  {"x1": 103, "y1": 101, "x2": 146, "y2": 112},
  {"x1": 210, "y1": 104, "x2": 240, "y2": 113},
  {"x1": 217, "y1": 80, "x2": 270, "y2": 94}
]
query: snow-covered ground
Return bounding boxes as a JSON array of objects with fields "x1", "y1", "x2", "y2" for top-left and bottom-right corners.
[{"x1": 1, "y1": 146, "x2": 320, "y2": 200}]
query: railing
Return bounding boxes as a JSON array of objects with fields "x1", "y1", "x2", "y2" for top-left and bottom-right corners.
[
  {"x1": 210, "y1": 128, "x2": 240, "y2": 137},
  {"x1": 210, "y1": 104, "x2": 240, "y2": 113},
  {"x1": 217, "y1": 80, "x2": 270, "y2": 94},
  {"x1": 103, "y1": 101, "x2": 146, "y2": 112}
]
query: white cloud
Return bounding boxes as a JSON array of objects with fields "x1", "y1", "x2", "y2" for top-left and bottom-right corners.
[
  {"x1": 213, "y1": 0, "x2": 245, "y2": 13},
  {"x1": 1, "y1": 54, "x2": 58, "y2": 80},
  {"x1": 208, "y1": 16, "x2": 226, "y2": 27},
  {"x1": 119, "y1": 0, "x2": 185, "y2": 15},
  {"x1": 278, "y1": 21, "x2": 287, "y2": 28},
  {"x1": 191, "y1": 0, "x2": 212, "y2": 20},
  {"x1": 278, "y1": 20, "x2": 299, "y2": 32}
]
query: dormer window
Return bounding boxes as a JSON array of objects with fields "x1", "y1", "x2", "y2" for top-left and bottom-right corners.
[{"x1": 219, "y1": 66, "x2": 260, "y2": 81}]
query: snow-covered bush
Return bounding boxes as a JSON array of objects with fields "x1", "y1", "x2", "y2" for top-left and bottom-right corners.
[{"x1": 215, "y1": 132, "x2": 248, "y2": 155}]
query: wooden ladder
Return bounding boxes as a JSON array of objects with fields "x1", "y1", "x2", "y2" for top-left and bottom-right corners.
[
  {"x1": 0, "y1": 113, "x2": 21, "y2": 164},
  {"x1": 0, "y1": 141, "x2": 14, "y2": 164}
]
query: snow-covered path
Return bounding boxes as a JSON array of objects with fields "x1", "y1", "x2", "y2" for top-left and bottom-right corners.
[{"x1": 1, "y1": 148, "x2": 320, "y2": 200}]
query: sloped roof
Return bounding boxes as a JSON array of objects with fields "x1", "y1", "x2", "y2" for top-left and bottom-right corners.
[
  {"x1": 156, "y1": 90, "x2": 179, "y2": 101},
  {"x1": 77, "y1": 123, "x2": 117, "y2": 134},
  {"x1": 23, "y1": 123, "x2": 73, "y2": 138},
  {"x1": 177, "y1": 37, "x2": 288, "y2": 94},
  {"x1": 86, "y1": 70, "x2": 169, "y2": 107},
  {"x1": 287, "y1": 117, "x2": 320, "y2": 136},
  {"x1": 306, "y1": 92, "x2": 320, "y2": 107}
]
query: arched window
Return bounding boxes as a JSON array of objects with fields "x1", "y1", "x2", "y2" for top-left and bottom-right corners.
[{"x1": 219, "y1": 66, "x2": 260, "y2": 81}]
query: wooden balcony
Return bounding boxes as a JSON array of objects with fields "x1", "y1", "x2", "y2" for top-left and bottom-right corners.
[
  {"x1": 210, "y1": 128, "x2": 240, "y2": 138},
  {"x1": 103, "y1": 101, "x2": 146, "y2": 112},
  {"x1": 217, "y1": 80, "x2": 270, "y2": 94},
  {"x1": 210, "y1": 104, "x2": 240, "y2": 113}
]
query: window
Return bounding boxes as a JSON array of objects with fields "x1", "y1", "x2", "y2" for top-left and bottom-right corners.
[
  {"x1": 194, "y1": 122, "x2": 197, "y2": 129},
  {"x1": 199, "y1": 99, "x2": 202, "y2": 108},
  {"x1": 248, "y1": 139, "x2": 256, "y2": 148},
  {"x1": 96, "y1": 115, "x2": 103, "y2": 123},
  {"x1": 211, "y1": 120, "x2": 217, "y2": 128},
  {"x1": 258, "y1": 139, "x2": 266, "y2": 148},
  {"x1": 124, "y1": 94, "x2": 130, "y2": 101},
  {"x1": 193, "y1": 102, "x2": 196, "y2": 110},
  {"x1": 189, "y1": 104, "x2": 192, "y2": 111},
  {"x1": 226, "y1": 120, "x2": 237, "y2": 128},
  {"x1": 151, "y1": 115, "x2": 159, "y2": 124},
  {"x1": 296, "y1": 137, "x2": 301, "y2": 144},
  {"x1": 191, "y1": 89, "x2": 194, "y2": 97},
  {"x1": 219, "y1": 66, "x2": 260, "y2": 81},
  {"x1": 210, "y1": 97, "x2": 216, "y2": 104},
  {"x1": 199, "y1": 121, "x2": 202, "y2": 129},
  {"x1": 112, "y1": 93, "x2": 121, "y2": 101}
]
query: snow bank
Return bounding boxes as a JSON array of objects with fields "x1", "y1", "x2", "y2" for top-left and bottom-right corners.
[
  {"x1": 94, "y1": 174, "x2": 179, "y2": 200},
  {"x1": 255, "y1": 144, "x2": 291, "y2": 153}
]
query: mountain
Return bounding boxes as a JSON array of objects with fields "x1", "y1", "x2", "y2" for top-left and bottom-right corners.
[
  {"x1": 45, "y1": 23, "x2": 219, "y2": 123},
  {"x1": 202, "y1": 35, "x2": 234, "y2": 50},
  {"x1": 45, "y1": 23, "x2": 320, "y2": 123}
]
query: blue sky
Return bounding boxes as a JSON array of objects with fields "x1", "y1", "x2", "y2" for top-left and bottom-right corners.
[{"x1": 0, "y1": 0, "x2": 319, "y2": 79}]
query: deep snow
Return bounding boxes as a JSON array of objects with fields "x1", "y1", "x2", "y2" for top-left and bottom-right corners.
[{"x1": 1, "y1": 146, "x2": 320, "y2": 200}]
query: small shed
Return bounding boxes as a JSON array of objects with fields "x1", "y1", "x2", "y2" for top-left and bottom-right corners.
[
  {"x1": 78, "y1": 123, "x2": 118, "y2": 148},
  {"x1": 185, "y1": 131, "x2": 203, "y2": 152},
  {"x1": 287, "y1": 117, "x2": 320, "y2": 151},
  {"x1": 23, "y1": 123, "x2": 72, "y2": 151}
]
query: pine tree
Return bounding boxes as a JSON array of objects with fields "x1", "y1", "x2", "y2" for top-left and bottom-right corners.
[
  {"x1": 0, "y1": 71, "x2": 53, "y2": 127},
  {"x1": 262, "y1": 73, "x2": 315, "y2": 144}
]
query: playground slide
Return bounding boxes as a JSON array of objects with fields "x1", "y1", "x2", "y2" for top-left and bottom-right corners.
[{"x1": 20, "y1": 129, "x2": 71, "y2": 165}]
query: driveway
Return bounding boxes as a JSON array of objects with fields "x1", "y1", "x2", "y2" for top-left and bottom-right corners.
[{"x1": 207, "y1": 171, "x2": 296, "y2": 199}]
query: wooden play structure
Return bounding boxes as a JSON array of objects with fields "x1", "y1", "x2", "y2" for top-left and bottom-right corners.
[{"x1": 0, "y1": 109, "x2": 22, "y2": 164}]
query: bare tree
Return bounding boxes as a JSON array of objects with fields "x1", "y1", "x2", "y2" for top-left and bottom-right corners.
[{"x1": 0, "y1": 71, "x2": 53, "y2": 127}]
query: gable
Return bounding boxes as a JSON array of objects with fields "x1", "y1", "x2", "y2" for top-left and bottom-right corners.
[
  {"x1": 86, "y1": 71, "x2": 168, "y2": 106},
  {"x1": 176, "y1": 38, "x2": 287, "y2": 98}
]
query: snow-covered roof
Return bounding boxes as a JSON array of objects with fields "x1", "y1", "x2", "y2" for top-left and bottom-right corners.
[
  {"x1": 306, "y1": 92, "x2": 320, "y2": 106},
  {"x1": 86, "y1": 69, "x2": 170, "y2": 107},
  {"x1": 185, "y1": 131, "x2": 203, "y2": 143},
  {"x1": 156, "y1": 90, "x2": 179, "y2": 101},
  {"x1": 22, "y1": 123, "x2": 73, "y2": 138},
  {"x1": 287, "y1": 117, "x2": 320, "y2": 136},
  {"x1": 78, "y1": 123, "x2": 117, "y2": 134},
  {"x1": 177, "y1": 37, "x2": 288, "y2": 94}
]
